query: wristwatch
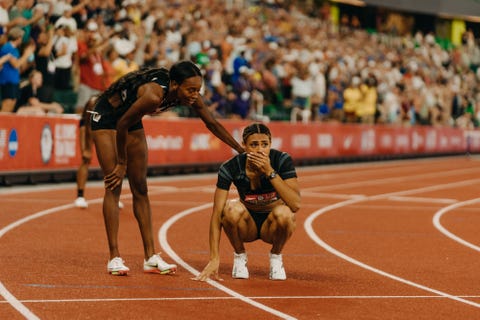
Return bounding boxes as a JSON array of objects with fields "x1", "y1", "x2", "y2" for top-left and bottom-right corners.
[{"x1": 268, "y1": 171, "x2": 277, "y2": 180}]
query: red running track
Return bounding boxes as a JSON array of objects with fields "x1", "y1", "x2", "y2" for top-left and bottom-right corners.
[{"x1": 1, "y1": 156, "x2": 480, "y2": 319}]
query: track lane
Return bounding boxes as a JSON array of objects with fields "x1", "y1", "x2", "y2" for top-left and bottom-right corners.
[{"x1": 1, "y1": 157, "x2": 480, "y2": 319}]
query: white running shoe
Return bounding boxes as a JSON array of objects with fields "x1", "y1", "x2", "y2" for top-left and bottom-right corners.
[
  {"x1": 107, "y1": 257, "x2": 130, "y2": 276},
  {"x1": 269, "y1": 253, "x2": 286, "y2": 280},
  {"x1": 232, "y1": 252, "x2": 249, "y2": 279},
  {"x1": 74, "y1": 197, "x2": 88, "y2": 208},
  {"x1": 118, "y1": 201, "x2": 124, "y2": 209},
  {"x1": 144, "y1": 253, "x2": 177, "y2": 274}
]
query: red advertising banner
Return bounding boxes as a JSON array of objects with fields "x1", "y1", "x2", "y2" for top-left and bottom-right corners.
[
  {"x1": 0, "y1": 114, "x2": 82, "y2": 171},
  {"x1": 0, "y1": 114, "x2": 476, "y2": 174}
]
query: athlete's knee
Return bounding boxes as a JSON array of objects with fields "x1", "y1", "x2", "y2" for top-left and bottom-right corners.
[
  {"x1": 222, "y1": 200, "x2": 245, "y2": 225},
  {"x1": 271, "y1": 205, "x2": 295, "y2": 228},
  {"x1": 129, "y1": 178, "x2": 148, "y2": 197}
]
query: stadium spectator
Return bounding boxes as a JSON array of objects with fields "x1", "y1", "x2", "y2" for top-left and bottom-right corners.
[
  {"x1": 75, "y1": 20, "x2": 109, "y2": 114},
  {"x1": 290, "y1": 64, "x2": 313, "y2": 123},
  {"x1": 230, "y1": 65, "x2": 254, "y2": 119},
  {"x1": 0, "y1": 0, "x2": 479, "y2": 129},
  {"x1": 34, "y1": 25, "x2": 56, "y2": 103},
  {"x1": 8, "y1": 0, "x2": 43, "y2": 44},
  {"x1": 0, "y1": 27, "x2": 35, "y2": 112},
  {"x1": 0, "y1": 0, "x2": 23, "y2": 44},
  {"x1": 15, "y1": 69, "x2": 63, "y2": 114},
  {"x1": 110, "y1": 38, "x2": 138, "y2": 82},
  {"x1": 52, "y1": 22, "x2": 77, "y2": 91},
  {"x1": 357, "y1": 75, "x2": 378, "y2": 124},
  {"x1": 343, "y1": 76, "x2": 363, "y2": 123}
]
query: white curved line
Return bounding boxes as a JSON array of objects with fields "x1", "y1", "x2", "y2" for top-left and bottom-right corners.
[
  {"x1": 159, "y1": 203, "x2": 297, "y2": 320},
  {"x1": 433, "y1": 198, "x2": 480, "y2": 252},
  {"x1": 304, "y1": 199, "x2": 480, "y2": 309}
]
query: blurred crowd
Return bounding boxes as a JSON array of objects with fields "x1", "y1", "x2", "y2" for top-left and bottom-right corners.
[{"x1": 0, "y1": 0, "x2": 479, "y2": 129}]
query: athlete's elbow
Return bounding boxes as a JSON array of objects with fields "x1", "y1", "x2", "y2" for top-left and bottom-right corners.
[
  {"x1": 291, "y1": 204, "x2": 301, "y2": 213},
  {"x1": 203, "y1": 119, "x2": 219, "y2": 132},
  {"x1": 289, "y1": 200, "x2": 301, "y2": 213},
  {"x1": 148, "y1": 95, "x2": 163, "y2": 107}
]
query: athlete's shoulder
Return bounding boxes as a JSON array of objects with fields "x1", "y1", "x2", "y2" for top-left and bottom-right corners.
[
  {"x1": 270, "y1": 148, "x2": 291, "y2": 158},
  {"x1": 221, "y1": 152, "x2": 246, "y2": 168}
]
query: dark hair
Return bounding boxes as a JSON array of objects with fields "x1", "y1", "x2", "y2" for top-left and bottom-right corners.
[
  {"x1": 100, "y1": 60, "x2": 201, "y2": 100},
  {"x1": 242, "y1": 123, "x2": 271, "y2": 142},
  {"x1": 169, "y1": 60, "x2": 202, "y2": 85},
  {"x1": 101, "y1": 67, "x2": 169, "y2": 99}
]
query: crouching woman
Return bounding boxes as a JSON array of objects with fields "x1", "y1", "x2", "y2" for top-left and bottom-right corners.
[{"x1": 195, "y1": 122, "x2": 300, "y2": 281}]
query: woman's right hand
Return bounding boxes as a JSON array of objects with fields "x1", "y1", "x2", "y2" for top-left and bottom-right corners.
[
  {"x1": 104, "y1": 164, "x2": 126, "y2": 190},
  {"x1": 192, "y1": 259, "x2": 222, "y2": 282}
]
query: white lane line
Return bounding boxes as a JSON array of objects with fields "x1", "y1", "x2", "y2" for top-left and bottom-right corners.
[
  {"x1": 298, "y1": 157, "x2": 471, "y2": 182},
  {"x1": 304, "y1": 193, "x2": 480, "y2": 308},
  {"x1": 433, "y1": 198, "x2": 480, "y2": 252},
  {"x1": 159, "y1": 204, "x2": 297, "y2": 320},
  {"x1": 387, "y1": 196, "x2": 457, "y2": 204},
  {"x1": 303, "y1": 167, "x2": 480, "y2": 192},
  {"x1": 8, "y1": 295, "x2": 480, "y2": 304},
  {"x1": 301, "y1": 191, "x2": 365, "y2": 199}
]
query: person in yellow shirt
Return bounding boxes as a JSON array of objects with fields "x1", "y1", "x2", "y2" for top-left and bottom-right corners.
[
  {"x1": 343, "y1": 76, "x2": 363, "y2": 123},
  {"x1": 357, "y1": 76, "x2": 378, "y2": 124},
  {"x1": 111, "y1": 39, "x2": 138, "y2": 82}
]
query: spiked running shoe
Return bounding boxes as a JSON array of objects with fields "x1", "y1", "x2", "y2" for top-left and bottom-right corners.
[
  {"x1": 269, "y1": 253, "x2": 286, "y2": 280},
  {"x1": 74, "y1": 197, "x2": 88, "y2": 208},
  {"x1": 232, "y1": 252, "x2": 249, "y2": 279},
  {"x1": 144, "y1": 254, "x2": 177, "y2": 274},
  {"x1": 107, "y1": 257, "x2": 130, "y2": 276}
]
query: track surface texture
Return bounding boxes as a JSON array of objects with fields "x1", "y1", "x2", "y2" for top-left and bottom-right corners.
[{"x1": 1, "y1": 155, "x2": 480, "y2": 319}]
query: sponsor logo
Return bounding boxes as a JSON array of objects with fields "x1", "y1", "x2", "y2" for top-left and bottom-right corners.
[
  {"x1": 8, "y1": 128, "x2": 18, "y2": 157},
  {"x1": 343, "y1": 135, "x2": 353, "y2": 149},
  {"x1": 317, "y1": 133, "x2": 333, "y2": 149},
  {"x1": 360, "y1": 129, "x2": 375, "y2": 152},
  {"x1": 147, "y1": 135, "x2": 183, "y2": 150},
  {"x1": 0, "y1": 129, "x2": 6, "y2": 159},
  {"x1": 380, "y1": 134, "x2": 393, "y2": 148},
  {"x1": 244, "y1": 191, "x2": 278, "y2": 204},
  {"x1": 271, "y1": 137, "x2": 282, "y2": 149},
  {"x1": 411, "y1": 131, "x2": 424, "y2": 150},
  {"x1": 40, "y1": 124, "x2": 53, "y2": 164},
  {"x1": 395, "y1": 134, "x2": 409, "y2": 148},
  {"x1": 425, "y1": 130, "x2": 437, "y2": 150},
  {"x1": 292, "y1": 134, "x2": 311, "y2": 148},
  {"x1": 55, "y1": 123, "x2": 77, "y2": 164},
  {"x1": 190, "y1": 133, "x2": 220, "y2": 151}
]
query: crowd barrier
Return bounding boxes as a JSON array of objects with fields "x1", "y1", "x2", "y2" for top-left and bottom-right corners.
[{"x1": 0, "y1": 114, "x2": 478, "y2": 185}]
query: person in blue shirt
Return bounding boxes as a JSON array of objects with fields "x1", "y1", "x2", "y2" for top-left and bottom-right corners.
[{"x1": 0, "y1": 27, "x2": 35, "y2": 112}]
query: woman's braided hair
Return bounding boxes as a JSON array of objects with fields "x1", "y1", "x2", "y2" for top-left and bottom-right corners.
[
  {"x1": 242, "y1": 122, "x2": 271, "y2": 143},
  {"x1": 100, "y1": 60, "x2": 202, "y2": 100},
  {"x1": 101, "y1": 67, "x2": 169, "y2": 99}
]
